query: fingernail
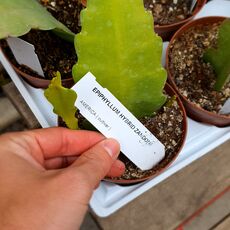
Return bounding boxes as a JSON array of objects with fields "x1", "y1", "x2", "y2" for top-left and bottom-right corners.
[{"x1": 103, "y1": 138, "x2": 120, "y2": 159}]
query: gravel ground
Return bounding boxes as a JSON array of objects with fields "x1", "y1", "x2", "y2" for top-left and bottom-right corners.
[
  {"x1": 0, "y1": 119, "x2": 28, "y2": 134},
  {"x1": 0, "y1": 89, "x2": 28, "y2": 134}
]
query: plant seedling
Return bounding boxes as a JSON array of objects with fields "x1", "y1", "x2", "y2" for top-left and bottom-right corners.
[
  {"x1": 203, "y1": 19, "x2": 230, "y2": 91},
  {"x1": 44, "y1": 72, "x2": 78, "y2": 130}
]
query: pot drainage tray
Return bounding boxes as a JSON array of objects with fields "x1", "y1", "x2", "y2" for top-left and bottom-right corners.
[{"x1": 0, "y1": 0, "x2": 230, "y2": 217}]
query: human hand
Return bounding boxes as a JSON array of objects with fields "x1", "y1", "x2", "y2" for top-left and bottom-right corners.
[{"x1": 0, "y1": 127, "x2": 125, "y2": 230}]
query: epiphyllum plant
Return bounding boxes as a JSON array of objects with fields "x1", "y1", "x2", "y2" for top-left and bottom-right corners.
[
  {"x1": 0, "y1": 0, "x2": 74, "y2": 43},
  {"x1": 45, "y1": 0, "x2": 167, "y2": 127},
  {"x1": 72, "y1": 0, "x2": 167, "y2": 117},
  {"x1": 203, "y1": 19, "x2": 230, "y2": 91}
]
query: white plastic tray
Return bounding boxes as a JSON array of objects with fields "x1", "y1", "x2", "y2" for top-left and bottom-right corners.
[{"x1": 1, "y1": 0, "x2": 230, "y2": 217}]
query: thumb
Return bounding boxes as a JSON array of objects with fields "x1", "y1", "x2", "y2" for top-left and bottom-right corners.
[{"x1": 68, "y1": 138, "x2": 120, "y2": 190}]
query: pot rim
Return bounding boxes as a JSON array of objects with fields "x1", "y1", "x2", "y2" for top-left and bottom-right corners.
[{"x1": 166, "y1": 16, "x2": 230, "y2": 125}]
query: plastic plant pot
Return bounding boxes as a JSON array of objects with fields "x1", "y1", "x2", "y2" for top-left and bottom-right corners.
[{"x1": 166, "y1": 16, "x2": 230, "y2": 127}]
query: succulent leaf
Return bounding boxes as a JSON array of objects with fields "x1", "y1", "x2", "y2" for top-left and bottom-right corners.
[
  {"x1": 203, "y1": 19, "x2": 230, "y2": 91},
  {"x1": 44, "y1": 72, "x2": 78, "y2": 130},
  {"x1": 0, "y1": 0, "x2": 74, "y2": 42},
  {"x1": 73, "y1": 0, "x2": 167, "y2": 117}
]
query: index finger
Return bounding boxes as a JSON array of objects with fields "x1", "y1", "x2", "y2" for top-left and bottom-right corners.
[
  {"x1": 32, "y1": 127, "x2": 105, "y2": 159},
  {"x1": 5, "y1": 127, "x2": 105, "y2": 161}
]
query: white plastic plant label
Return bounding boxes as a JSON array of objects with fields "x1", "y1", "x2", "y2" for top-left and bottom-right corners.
[
  {"x1": 190, "y1": 0, "x2": 197, "y2": 13},
  {"x1": 72, "y1": 72, "x2": 165, "y2": 170},
  {"x1": 7, "y1": 37, "x2": 44, "y2": 77},
  {"x1": 219, "y1": 98, "x2": 230, "y2": 115}
]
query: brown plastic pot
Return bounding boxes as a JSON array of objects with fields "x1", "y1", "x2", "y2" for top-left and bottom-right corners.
[
  {"x1": 82, "y1": 0, "x2": 86, "y2": 7},
  {"x1": 57, "y1": 83, "x2": 187, "y2": 185},
  {"x1": 154, "y1": 0, "x2": 207, "y2": 41},
  {"x1": 0, "y1": 46, "x2": 74, "y2": 89},
  {"x1": 166, "y1": 16, "x2": 230, "y2": 127},
  {"x1": 105, "y1": 82, "x2": 187, "y2": 185}
]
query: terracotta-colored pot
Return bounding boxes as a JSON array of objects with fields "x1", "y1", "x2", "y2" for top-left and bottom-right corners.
[
  {"x1": 57, "y1": 82, "x2": 187, "y2": 185},
  {"x1": 105, "y1": 82, "x2": 187, "y2": 185},
  {"x1": 166, "y1": 16, "x2": 230, "y2": 127},
  {"x1": 0, "y1": 46, "x2": 74, "y2": 89},
  {"x1": 81, "y1": 0, "x2": 86, "y2": 7},
  {"x1": 154, "y1": 0, "x2": 207, "y2": 41}
]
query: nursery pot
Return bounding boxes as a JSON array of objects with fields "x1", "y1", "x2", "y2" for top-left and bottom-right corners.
[
  {"x1": 105, "y1": 82, "x2": 187, "y2": 185},
  {"x1": 58, "y1": 83, "x2": 187, "y2": 184},
  {"x1": 154, "y1": 0, "x2": 207, "y2": 41},
  {"x1": 166, "y1": 16, "x2": 230, "y2": 127},
  {"x1": 82, "y1": 0, "x2": 87, "y2": 7}
]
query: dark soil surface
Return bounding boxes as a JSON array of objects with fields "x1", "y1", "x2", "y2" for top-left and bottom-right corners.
[
  {"x1": 39, "y1": 0, "x2": 83, "y2": 34},
  {"x1": 20, "y1": 30, "x2": 77, "y2": 80},
  {"x1": 144, "y1": 0, "x2": 193, "y2": 25},
  {"x1": 23, "y1": 0, "x2": 84, "y2": 79},
  {"x1": 113, "y1": 95, "x2": 184, "y2": 180},
  {"x1": 0, "y1": 31, "x2": 77, "y2": 80},
  {"x1": 168, "y1": 22, "x2": 230, "y2": 114}
]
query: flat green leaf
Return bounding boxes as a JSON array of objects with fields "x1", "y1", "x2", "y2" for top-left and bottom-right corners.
[
  {"x1": 73, "y1": 0, "x2": 167, "y2": 117},
  {"x1": 203, "y1": 19, "x2": 230, "y2": 91},
  {"x1": 0, "y1": 0, "x2": 74, "y2": 42},
  {"x1": 44, "y1": 72, "x2": 78, "y2": 130}
]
